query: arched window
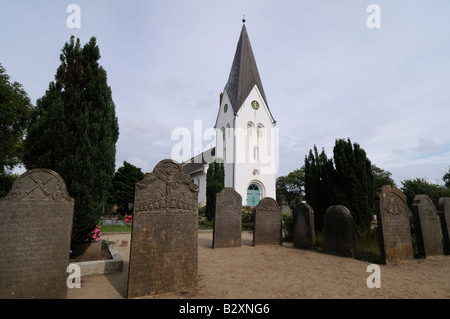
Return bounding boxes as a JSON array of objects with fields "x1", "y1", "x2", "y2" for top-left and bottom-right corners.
[
  {"x1": 221, "y1": 127, "x2": 226, "y2": 162},
  {"x1": 247, "y1": 122, "x2": 254, "y2": 137},
  {"x1": 257, "y1": 124, "x2": 264, "y2": 138},
  {"x1": 247, "y1": 122, "x2": 255, "y2": 162}
]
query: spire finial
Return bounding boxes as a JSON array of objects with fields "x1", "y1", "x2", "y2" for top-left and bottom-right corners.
[{"x1": 242, "y1": 14, "x2": 246, "y2": 23}]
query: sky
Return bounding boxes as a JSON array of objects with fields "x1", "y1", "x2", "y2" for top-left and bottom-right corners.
[{"x1": 1, "y1": 0, "x2": 450, "y2": 187}]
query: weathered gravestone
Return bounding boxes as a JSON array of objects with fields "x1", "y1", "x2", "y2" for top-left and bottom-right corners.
[
  {"x1": 437, "y1": 197, "x2": 450, "y2": 254},
  {"x1": 0, "y1": 169, "x2": 74, "y2": 299},
  {"x1": 253, "y1": 197, "x2": 282, "y2": 246},
  {"x1": 292, "y1": 202, "x2": 315, "y2": 249},
  {"x1": 323, "y1": 205, "x2": 355, "y2": 258},
  {"x1": 127, "y1": 159, "x2": 198, "y2": 298},
  {"x1": 213, "y1": 187, "x2": 242, "y2": 248},
  {"x1": 375, "y1": 185, "x2": 414, "y2": 264},
  {"x1": 411, "y1": 195, "x2": 443, "y2": 258}
]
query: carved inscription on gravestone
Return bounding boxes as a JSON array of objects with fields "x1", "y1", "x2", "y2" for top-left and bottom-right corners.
[
  {"x1": 375, "y1": 185, "x2": 414, "y2": 264},
  {"x1": 0, "y1": 169, "x2": 74, "y2": 299},
  {"x1": 293, "y1": 202, "x2": 315, "y2": 249},
  {"x1": 127, "y1": 159, "x2": 198, "y2": 298},
  {"x1": 253, "y1": 198, "x2": 282, "y2": 246},
  {"x1": 213, "y1": 188, "x2": 242, "y2": 248},
  {"x1": 323, "y1": 205, "x2": 355, "y2": 258},
  {"x1": 412, "y1": 195, "x2": 443, "y2": 257},
  {"x1": 437, "y1": 197, "x2": 450, "y2": 254}
]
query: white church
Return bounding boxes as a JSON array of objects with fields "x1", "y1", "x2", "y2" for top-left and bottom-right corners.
[{"x1": 181, "y1": 20, "x2": 278, "y2": 207}]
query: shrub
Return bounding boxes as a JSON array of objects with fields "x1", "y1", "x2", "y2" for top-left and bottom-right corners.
[
  {"x1": 242, "y1": 206, "x2": 255, "y2": 230},
  {"x1": 282, "y1": 213, "x2": 293, "y2": 242}
]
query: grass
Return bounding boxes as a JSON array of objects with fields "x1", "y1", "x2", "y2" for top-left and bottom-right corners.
[
  {"x1": 354, "y1": 228, "x2": 382, "y2": 263},
  {"x1": 100, "y1": 224, "x2": 132, "y2": 232},
  {"x1": 314, "y1": 228, "x2": 382, "y2": 263}
]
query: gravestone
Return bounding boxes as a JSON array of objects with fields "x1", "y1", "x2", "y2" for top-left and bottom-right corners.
[
  {"x1": 253, "y1": 197, "x2": 282, "y2": 246},
  {"x1": 375, "y1": 185, "x2": 414, "y2": 264},
  {"x1": 127, "y1": 159, "x2": 198, "y2": 298},
  {"x1": 437, "y1": 197, "x2": 450, "y2": 254},
  {"x1": 411, "y1": 195, "x2": 443, "y2": 257},
  {"x1": 292, "y1": 202, "x2": 315, "y2": 249},
  {"x1": 323, "y1": 205, "x2": 355, "y2": 258},
  {"x1": 213, "y1": 187, "x2": 242, "y2": 248},
  {"x1": 0, "y1": 169, "x2": 74, "y2": 299}
]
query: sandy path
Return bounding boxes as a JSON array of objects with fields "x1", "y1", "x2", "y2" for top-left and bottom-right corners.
[{"x1": 67, "y1": 231, "x2": 450, "y2": 299}]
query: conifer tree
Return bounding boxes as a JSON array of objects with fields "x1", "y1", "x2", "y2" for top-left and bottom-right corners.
[
  {"x1": 333, "y1": 138, "x2": 374, "y2": 231},
  {"x1": 305, "y1": 139, "x2": 374, "y2": 231},
  {"x1": 304, "y1": 145, "x2": 335, "y2": 231},
  {"x1": 205, "y1": 160, "x2": 224, "y2": 221},
  {"x1": 24, "y1": 36, "x2": 119, "y2": 244},
  {"x1": 107, "y1": 161, "x2": 144, "y2": 215}
]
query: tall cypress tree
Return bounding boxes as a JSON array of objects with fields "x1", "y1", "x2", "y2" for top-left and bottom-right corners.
[
  {"x1": 333, "y1": 138, "x2": 374, "y2": 231},
  {"x1": 205, "y1": 160, "x2": 224, "y2": 221},
  {"x1": 24, "y1": 36, "x2": 119, "y2": 244},
  {"x1": 304, "y1": 145, "x2": 335, "y2": 231},
  {"x1": 305, "y1": 139, "x2": 374, "y2": 231}
]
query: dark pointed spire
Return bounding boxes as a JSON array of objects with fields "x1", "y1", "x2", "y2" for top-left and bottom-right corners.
[{"x1": 224, "y1": 22, "x2": 269, "y2": 114}]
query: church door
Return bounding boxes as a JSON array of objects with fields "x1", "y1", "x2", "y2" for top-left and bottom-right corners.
[{"x1": 247, "y1": 184, "x2": 261, "y2": 207}]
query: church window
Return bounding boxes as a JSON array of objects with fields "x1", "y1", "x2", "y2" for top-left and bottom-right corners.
[
  {"x1": 253, "y1": 146, "x2": 258, "y2": 160},
  {"x1": 221, "y1": 127, "x2": 226, "y2": 162},
  {"x1": 257, "y1": 124, "x2": 264, "y2": 139},
  {"x1": 247, "y1": 122, "x2": 254, "y2": 136}
]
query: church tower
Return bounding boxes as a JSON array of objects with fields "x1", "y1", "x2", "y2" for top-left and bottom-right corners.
[{"x1": 214, "y1": 20, "x2": 277, "y2": 207}]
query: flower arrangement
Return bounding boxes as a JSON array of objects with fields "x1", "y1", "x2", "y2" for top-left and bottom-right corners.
[{"x1": 85, "y1": 225, "x2": 102, "y2": 242}]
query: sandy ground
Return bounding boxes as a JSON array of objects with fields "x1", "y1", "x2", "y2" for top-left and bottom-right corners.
[{"x1": 67, "y1": 231, "x2": 450, "y2": 299}]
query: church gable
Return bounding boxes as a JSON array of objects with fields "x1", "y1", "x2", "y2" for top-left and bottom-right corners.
[{"x1": 235, "y1": 84, "x2": 275, "y2": 127}]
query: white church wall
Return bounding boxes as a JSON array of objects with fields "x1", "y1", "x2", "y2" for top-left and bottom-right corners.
[
  {"x1": 234, "y1": 85, "x2": 277, "y2": 204},
  {"x1": 192, "y1": 170, "x2": 207, "y2": 205},
  {"x1": 215, "y1": 90, "x2": 235, "y2": 189}
]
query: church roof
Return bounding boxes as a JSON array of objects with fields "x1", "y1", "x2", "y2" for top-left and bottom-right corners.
[
  {"x1": 181, "y1": 147, "x2": 215, "y2": 176},
  {"x1": 224, "y1": 23, "x2": 269, "y2": 113}
]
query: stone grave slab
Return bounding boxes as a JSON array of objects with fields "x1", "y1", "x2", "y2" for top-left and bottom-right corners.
[
  {"x1": 253, "y1": 198, "x2": 282, "y2": 246},
  {"x1": 292, "y1": 202, "x2": 315, "y2": 249},
  {"x1": 437, "y1": 197, "x2": 450, "y2": 254},
  {"x1": 412, "y1": 195, "x2": 443, "y2": 257},
  {"x1": 0, "y1": 169, "x2": 74, "y2": 299},
  {"x1": 323, "y1": 205, "x2": 355, "y2": 257},
  {"x1": 127, "y1": 159, "x2": 198, "y2": 298},
  {"x1": 375, "y1": 185, "x2": 414, "y2": 264},
  {"x1": 213, "y1": 188, "x2": 242, "y2": 248}
]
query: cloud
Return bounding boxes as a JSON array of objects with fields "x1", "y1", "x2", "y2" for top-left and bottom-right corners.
[{"x1": 3, "y1": 1, "x2": 450, "y2": 187}]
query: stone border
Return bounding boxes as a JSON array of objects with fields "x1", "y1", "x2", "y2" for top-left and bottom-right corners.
[{"x1": 69, "y1": 245, "x2": 123, "y2": 276}]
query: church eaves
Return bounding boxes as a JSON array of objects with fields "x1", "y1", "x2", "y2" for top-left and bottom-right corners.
[{"x1": 224, "y1": 23, "x2": 269, "y2": 114}]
